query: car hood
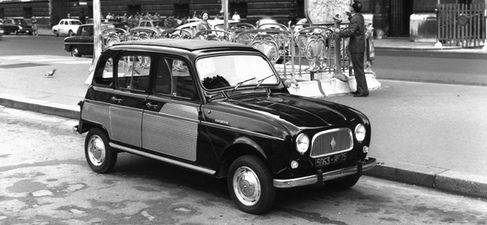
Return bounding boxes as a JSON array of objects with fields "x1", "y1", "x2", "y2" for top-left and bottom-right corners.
[{"x1": 213, "y1": 93, "x2": 362, "y2": 129}]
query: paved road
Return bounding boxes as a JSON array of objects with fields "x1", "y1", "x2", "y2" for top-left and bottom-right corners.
[
  {"x1": 1, "y1": 36, "x2": 487, "y2": 200},
  {"x1": 374, "y1": 49, "x2": 487, "y2": 86},
  {"x1": 1, "y1": 35, "x2": 486, "y2": 86},
  {"x1": 1, "y1": 107, "x2": 486, "y2": 225}
]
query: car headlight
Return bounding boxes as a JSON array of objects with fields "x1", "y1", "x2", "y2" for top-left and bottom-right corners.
[
  {"x1": 354, "y1": 124, "x2": 366, "y2": 143},
  {"x1": 296, "y1": 133, "x2": 310, "y2": 155}
]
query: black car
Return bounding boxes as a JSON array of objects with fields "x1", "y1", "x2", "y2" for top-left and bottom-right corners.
[
  {"x1": 64, "y1": 24, "x2": 127, "y2": 57},
  {"x1": 75, "y1": 39, "x2": 375, "y2": 214},
  {"x1": 0, "y1": 18, "x2": 33, "y2": 35}
]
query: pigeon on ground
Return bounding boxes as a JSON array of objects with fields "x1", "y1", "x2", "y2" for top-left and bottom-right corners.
[{"x1": 44, "y1": 69, "x2": 56, "y2": 78}]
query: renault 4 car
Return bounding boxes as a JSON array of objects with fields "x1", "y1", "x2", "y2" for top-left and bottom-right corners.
[{"x1": 75, "y1": 39, "x2": 376, "y2": 214}]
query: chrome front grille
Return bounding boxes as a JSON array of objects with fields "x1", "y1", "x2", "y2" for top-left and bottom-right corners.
[{"x1": 310, "y1": 128, "x2": 353, "y2": 158}]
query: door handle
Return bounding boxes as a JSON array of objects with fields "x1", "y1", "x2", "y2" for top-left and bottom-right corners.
[
  {"x1": 146, "y1": 102, "x2": 158, "y2": 110},
  {"x1": 111, "y1": 96, "x2": 122, "y2": 104}
]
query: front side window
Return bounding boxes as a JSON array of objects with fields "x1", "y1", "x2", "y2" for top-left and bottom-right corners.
[
  {"x1": 116, "y1": 55, "x2": 151, "y2": 91},
  {"x1": 196, "y1": 55, "x2": 278, "y2": 90},
  {"x1": 153, "y1": 57, "x2": 196, "y2": 100}
]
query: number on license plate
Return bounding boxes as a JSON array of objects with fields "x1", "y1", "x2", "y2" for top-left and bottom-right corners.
[{"x1": 315, "y1": 153, "x2": 347, "y2": 167}]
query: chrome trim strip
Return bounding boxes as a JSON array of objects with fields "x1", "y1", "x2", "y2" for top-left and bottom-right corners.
[
  {"x1": 110, "y1": 143, "x2": 216, "y2": 175},
  {"x1": 64, "y1": 42, "x2": 92, "y2": 45},
  {"x1": 144, "y1": 110, "x2": 199, "y2": 123},
  {"x1": 310, "y1": 128, "x2": 354, "y2": 158},
  {"x1": 83, "y1": 99, "x2": 110, "y2": 106},
  {"x1": 201, "y1": 121, "x2": 285, "y2": 141},
  {"x1": 110, "y1": 104, "x2": 145, "y2": 112},
  {"x1": 273, "y1": 158, "x2": 376, "y2": 188}
]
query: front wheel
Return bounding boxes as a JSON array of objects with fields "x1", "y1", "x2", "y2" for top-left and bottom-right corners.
[
  {"x1": 84, "y1": 128, "x2": 117, "y2": 173},
  {"x1": 227, "y1": 155, "x2": 275, "y2": 214}
]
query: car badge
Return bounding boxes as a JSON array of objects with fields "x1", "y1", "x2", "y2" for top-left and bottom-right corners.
[{"x1": 330, "y1": 137, "x2": 336, "y2": 150}]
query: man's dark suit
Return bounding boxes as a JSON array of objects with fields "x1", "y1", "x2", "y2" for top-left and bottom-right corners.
[{"x1": 339, "y1": 13, "x2": 368, "y2": 95}]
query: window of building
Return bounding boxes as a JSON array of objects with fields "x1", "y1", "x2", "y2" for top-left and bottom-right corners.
[
  {"x1": 174, "y1": 3, "x2": 189, "y2": 17},
  {"x1": 230, "y1": 2, "x2": 248, "y2": 18},
  {"x1": 127, "y1": 5, "x2": 141, "y2": 16},
  {"x1": 23, "y1": 7, "x2": 32, "y2": 19}
]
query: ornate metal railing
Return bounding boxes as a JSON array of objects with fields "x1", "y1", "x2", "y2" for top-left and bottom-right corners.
[{"x1": 114, "y1": 20, "x2": 374, "y2": 83}]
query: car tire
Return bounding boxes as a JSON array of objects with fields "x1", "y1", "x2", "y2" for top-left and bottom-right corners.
[
  {"x1": 71, "y1": 47, "x2": 82, "y2": 57},
  {"x1": 326, "y1": 174, "x2": 361, "y2": 189},
  {"x1": 227, "y1": 155, "x2": 275, "y2": 214},
  {"x1": 54, "y1": 30, "x2": 59, "y2": 37},
  {"x1": 68, "y1": 30, "x2": 74, "y2": 36},
  {"x1": 84, "y1": 128, "x2": 117, "y2": 174}
]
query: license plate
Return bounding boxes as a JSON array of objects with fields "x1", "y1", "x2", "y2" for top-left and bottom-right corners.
[{"x1": 315, "y1": 153, "x2": 347, "y2": 167}]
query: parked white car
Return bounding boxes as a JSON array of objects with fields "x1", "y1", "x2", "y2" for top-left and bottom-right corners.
[{"x1": 52, "y1": 19, "x2": 82, "y2": 36}]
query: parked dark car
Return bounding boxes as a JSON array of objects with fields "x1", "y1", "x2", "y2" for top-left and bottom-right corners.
[
  {"x1": 0, "y1": 18, "x2": 33, "y2": 35},
  {"x1": 64, "y1": 24, "x2": 127, "y2": 57},
  {"x1": 75, "y1": 39, "x2": 376, "y2": 214}
]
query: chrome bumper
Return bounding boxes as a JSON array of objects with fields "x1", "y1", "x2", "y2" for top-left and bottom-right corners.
[{"x1": 273, "y1": 158, "x2": 376, "y2": 188}]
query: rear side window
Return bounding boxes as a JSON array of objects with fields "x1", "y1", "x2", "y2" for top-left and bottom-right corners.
[
  {"x1": 93, "y1": 56, "x2": 114, "y2": 87},
  {"x1": 116, "y1": 55, "x2": 151, "y2": 92}
]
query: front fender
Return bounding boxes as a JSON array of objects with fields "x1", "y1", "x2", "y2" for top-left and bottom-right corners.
[{"x1": 232, "y1": 136, "x2": 267, "y2": 159}]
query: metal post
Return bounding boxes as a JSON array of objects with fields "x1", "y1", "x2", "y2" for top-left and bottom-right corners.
[
  {"x1": 86, "y1": 0, "x2": 102, "y2": 84},
  {"x1": 222, "y1": 0, "x2": 228, "y2": 30},
  {"x1": 483, "y1": 0, "x2": 487, "y2": 50},
  {"x1": 435, "y1": 0, "x2": 443, "y2": 48},
  {"x1": 93, "y1": 0, "x2": 102, "y2": 60}
]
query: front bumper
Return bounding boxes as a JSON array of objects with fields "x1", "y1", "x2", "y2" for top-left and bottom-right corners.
[{"x1": 273, "y1": 157, "x2": 376, "y2": 188}]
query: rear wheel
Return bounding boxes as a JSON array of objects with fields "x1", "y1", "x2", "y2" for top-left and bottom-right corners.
[
  {"x1": 68, "y1": 30, "x2": 74, "y2": 36},
  {"x1": 227, "y1": 155, "x2": 275, "y2": 214},
  {"x1": 84, "y1": 128, "x2": 117, "y2": 173}
]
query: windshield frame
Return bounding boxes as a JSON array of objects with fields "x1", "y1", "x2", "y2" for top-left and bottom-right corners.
[{"x1": 195, "y1": 52, "x2": 281, "y2": 93}]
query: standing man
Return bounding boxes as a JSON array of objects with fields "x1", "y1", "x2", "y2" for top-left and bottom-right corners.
[{"x1": 336, "y1": 0, "x2": 368, "y2": 97}]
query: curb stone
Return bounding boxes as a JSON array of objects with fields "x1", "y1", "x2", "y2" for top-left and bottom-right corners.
[
  {"x1": 1, "y1": 95, "x2": 486, "y2": 200},
  {"x1": 364, "y1": 161, "x2": 487, "y2": 199}
]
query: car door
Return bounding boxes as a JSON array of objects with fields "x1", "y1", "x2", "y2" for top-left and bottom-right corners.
[
  {"x1": 142, "y1": 56, "x2": 201, "y2": 161},
  {"x1": 59, "y1": 20, "x2": 67, "y2": 35},
  {"x1": 78, "y1": 26, "x2": 94, "y2": 54},
  {"x1": 109, "y1": 53, "x2": 151, "y2": 147}
]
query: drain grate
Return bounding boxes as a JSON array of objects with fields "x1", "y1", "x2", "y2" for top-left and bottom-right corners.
[{"x1": 0, "y1": 63, "x2": 47, "y2": 69}]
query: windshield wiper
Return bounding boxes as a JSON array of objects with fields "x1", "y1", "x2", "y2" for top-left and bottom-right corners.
[
  {"x1": 255, "y1": 74, "x2": 276, "y2": 88},
  {"x1": 233, "y1": 77, "x2": 256, "y2": 91}
]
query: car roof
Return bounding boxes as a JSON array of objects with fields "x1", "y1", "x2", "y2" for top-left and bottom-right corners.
[{"x1": 112, "y1": 39, "x2": 257, "y2": 53}]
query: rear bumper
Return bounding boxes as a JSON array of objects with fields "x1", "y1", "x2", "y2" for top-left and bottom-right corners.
[{"x1": 273, "y1": 157, "x2": 376, "y2": 188}]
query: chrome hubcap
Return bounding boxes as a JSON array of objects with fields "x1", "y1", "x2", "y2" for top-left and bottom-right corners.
[
  {"x1": 233, "y1": 166, "x2": 261, "y2": 206},
  {"x1": 87, "y1": 135, "x2": 106, "y2": 166}
]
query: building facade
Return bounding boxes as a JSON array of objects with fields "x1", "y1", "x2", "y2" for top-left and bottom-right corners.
[{"x1": 0, "y1": 0, "x2": 484, "y2": 37}]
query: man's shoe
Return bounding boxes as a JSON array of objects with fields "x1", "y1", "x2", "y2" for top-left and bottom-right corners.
[{"x1": 353, "y1": 93, "x2": 369, "y2": 97}]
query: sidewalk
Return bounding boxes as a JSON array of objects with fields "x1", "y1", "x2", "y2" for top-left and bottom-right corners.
[{"x1": 1, "y1": 37, "x2": 487, "y2": 200}]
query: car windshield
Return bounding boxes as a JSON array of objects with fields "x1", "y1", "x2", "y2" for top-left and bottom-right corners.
[{"x1": 197, "y1": 55, "x2": 279, "y2": 90}]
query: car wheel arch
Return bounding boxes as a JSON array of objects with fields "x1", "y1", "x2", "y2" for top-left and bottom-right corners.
[
  {"x1": 216, "y1": 138, "x2": 269, "y2": 178},
  {"x1": 79, "y1": 121, "x2": 110, "y2": 137}
]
